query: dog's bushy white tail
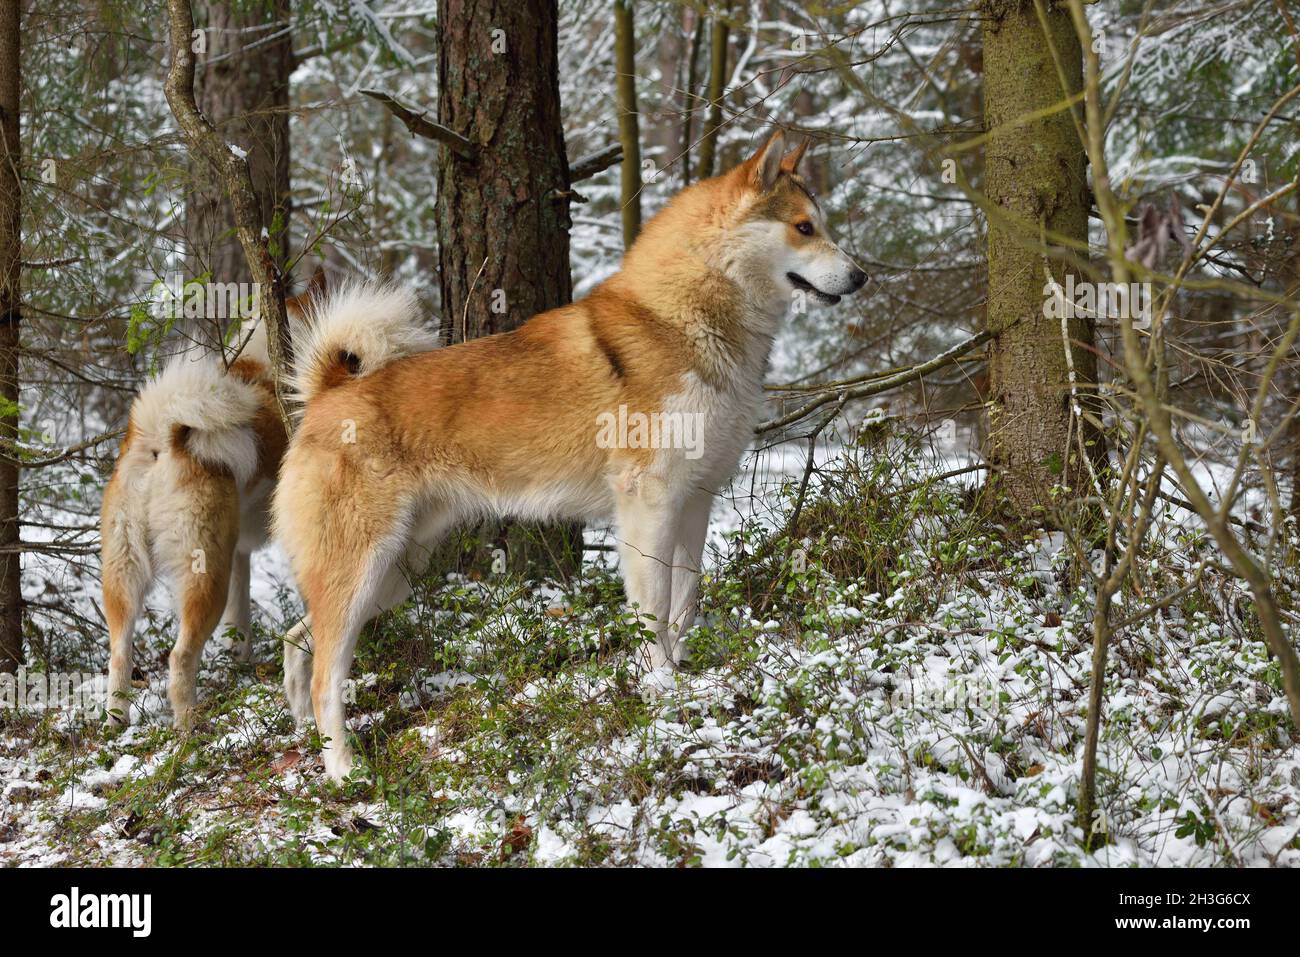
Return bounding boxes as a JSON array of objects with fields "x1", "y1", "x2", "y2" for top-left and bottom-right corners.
[
  {"x1": 291, "y1": 280, "x2": 438, "y2": 403},
  {"x1": 131, "y1": 359, "x2": 263, "y2": 485}
]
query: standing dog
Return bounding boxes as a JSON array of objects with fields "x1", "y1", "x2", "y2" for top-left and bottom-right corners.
[
  {"x1": 101, "y1": 279, "x2": 321, "y2": 727},
  {"x1": 273, "y1": 130, "x2": 867, "y2": 780}
]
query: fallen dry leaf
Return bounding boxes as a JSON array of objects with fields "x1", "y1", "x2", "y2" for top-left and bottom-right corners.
[
  {"x1": 500, "y1": 816, "x2": 533, "y2": 859},
  {"x1": 272, "y1": 749, "x2": 303, "y2": 773}
]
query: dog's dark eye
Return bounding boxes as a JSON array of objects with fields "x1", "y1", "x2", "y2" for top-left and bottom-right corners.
[{"x1": 795, "y1": 221, "x2": 814, "y2": 236}]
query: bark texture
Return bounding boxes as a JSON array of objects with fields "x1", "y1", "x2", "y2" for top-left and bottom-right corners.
[
  {"x1": 436, "y1": 0, "x2": 573, "y2": 344},
  {"x1": 982, "y1": 0, "x2": 1100, "y2": 514}
]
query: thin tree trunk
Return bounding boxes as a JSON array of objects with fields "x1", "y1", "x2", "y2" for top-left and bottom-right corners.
[
  {"x1": 165, "y1": 0, "x2": 293, "y2": 429},
  {"x1": 0, "y1": 0, "x2": 20, "y2": 674},
  {"x1": 697, "y1": 4, "x2": 729, "y2": 179},
  {"x1": 1289, "y1": 189, "x2": 1300, "y2": 519},
  {"x1": 188, "y1": 0, "x2": 292, "y2": 349},
  {"x1": 982, "y1": 0, "x2": 1100, "y2": 515},
  {"x1": 681, "y1": 12, "x2": 705, "y2": 186},
  {"x1": 436, "y1": 0, "x2": 580, "y2": 575},
  {"x1": 614, "y1": 0, "x2": 642, "y2": 248}
]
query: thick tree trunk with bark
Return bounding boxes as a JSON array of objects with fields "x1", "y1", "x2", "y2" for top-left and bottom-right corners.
[
  {"x1": 436, "y1": 0, "x2": 573, "y2": 343},
  {"x1": 436, "y1": 0, "x2": 579, "y2": 574},
  {"x1": 614, "y1": 0, "x2": 642, "y2": 249},
  {"x1": 982, "y1": 0, "x2": 1100, "y2": 515},
  {"x1": 0, "y1": 0, "x2": 21, "y2": 673},
  {"x1": 188, "y1": 0, "x2": 292, "y2": 346}
]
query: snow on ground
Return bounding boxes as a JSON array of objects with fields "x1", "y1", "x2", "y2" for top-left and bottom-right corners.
[{"x1": 3, "y1": 435, "x2": 1297, "y2": 867}]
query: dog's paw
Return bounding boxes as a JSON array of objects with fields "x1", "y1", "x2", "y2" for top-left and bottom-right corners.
[{"x1": 322, "y1": 745, "x2": 356, "y2": 784}]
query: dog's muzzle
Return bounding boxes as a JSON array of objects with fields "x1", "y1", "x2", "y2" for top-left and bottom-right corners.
[{"x1": 787, "y1": 268, "x2": 868, "y2": 305}]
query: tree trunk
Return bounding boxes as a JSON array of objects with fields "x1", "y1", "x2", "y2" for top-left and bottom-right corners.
[
  {"x1": 0, "y1": 0, "x2": 21, "y2": 674},
  {"x1": 696, "y1": 4, "x2": 729, "y2": 179},
  {"x1": 681, "y1": 12, "x2": 705, "y2": 186},
  {"x1": 614, "y1": 0, "x2": 642, "y2": 248},
  {"x1": 982, "y1": 0, "x2": 1099, "y2": 515},
  {"x1": 437, "y1": 0, "x2": 572, "y2": 343},
  {"x1": 188, "y1": 0, "x2": 292, "y2": 348},
  {"x1": 436, "y1": 0, "x2": 580, "y2": 575},
  {"x1": 1289, "y1": 190, "x2": 1300, "y2": 520}
]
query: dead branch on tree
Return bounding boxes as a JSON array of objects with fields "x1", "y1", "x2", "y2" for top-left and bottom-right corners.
[{"x1": 360, "y1": 88, "x2": 624, "y2": 185}]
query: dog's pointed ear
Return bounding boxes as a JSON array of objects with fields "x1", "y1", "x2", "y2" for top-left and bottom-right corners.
[
  {"x1": 746, "y1": 128, "x2": 787, "y2": 191},
  {"x1": 781, "y1": 137, "x2": 811, "y2": 176},
  {"x1": 308, "y1": 265, "x2": 327, "y2": 299}
]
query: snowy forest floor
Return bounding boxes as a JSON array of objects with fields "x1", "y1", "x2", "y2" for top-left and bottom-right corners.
[{"x1": 3, "y1": 440, "x2": 1299, "y2": 867}]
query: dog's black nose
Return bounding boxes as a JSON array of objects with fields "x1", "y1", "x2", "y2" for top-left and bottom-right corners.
[{"x1": 848, "y1": 267, "x2": 868, "y2": 290}]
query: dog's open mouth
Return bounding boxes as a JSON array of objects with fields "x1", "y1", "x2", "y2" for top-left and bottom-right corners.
[{"x1": 786, "y1": 272, "x2": 842, "y2": 305}]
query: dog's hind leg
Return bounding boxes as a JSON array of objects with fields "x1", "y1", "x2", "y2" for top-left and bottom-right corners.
[
  {"x1": 667, "y1": 490, "x2": 713, "y2": 652},
  {"x1": 615, "y1": 480, "x2": 682, "y2": 669},
  {"x1": 218, "y1": 549, "x2": 253, "y2": 662},
  {"x1": 282, "y1": 615, "x2": 313, "y2": 726},
  {"x1": 103, "y1": 541, "x2": 149, "y2": 727},
  {"x1": 282, "y1": 546, "x2": 416, "y2": 730},
  {"x1": 169, "y1": 547, "x2": 233, "y2": 729},
  {"x1": 306, "y1": 505, "x2": 433, "y2": 783}
]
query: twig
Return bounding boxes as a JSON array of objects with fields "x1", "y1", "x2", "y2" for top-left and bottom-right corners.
[{"x1": 756, "y1": 328, "x2": 995, "y2": 434}]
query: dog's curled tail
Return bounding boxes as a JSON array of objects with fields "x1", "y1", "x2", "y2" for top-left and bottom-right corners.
[
  {"x1": 291, "y1": 280, "x2": 438, "y2": 404},
  {"x1": 131, "y1": 359, "x2": 263, "y2": 485}
]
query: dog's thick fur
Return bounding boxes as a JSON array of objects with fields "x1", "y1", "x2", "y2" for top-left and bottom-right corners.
[
  {"x1": 273, "y1": 131, "x2": 867, "y2": 780},
  {"x1": 100, "y1": 280, "x2": 321, "y2": 727}
]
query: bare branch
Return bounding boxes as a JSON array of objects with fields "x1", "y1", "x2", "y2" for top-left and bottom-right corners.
[
  {"x1": 756, "y1": 328, "x2": 996, "y2": 435},
  {"x1": 359, "y1": 89, "x2": 476, "y2": 158},
  {"x1": 570, "y1": 143, "x2": 623, "y2": 183}
]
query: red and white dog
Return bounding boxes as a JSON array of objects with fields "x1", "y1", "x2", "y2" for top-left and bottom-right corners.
[
  {"x1": 100, "y1": 280, "x2": 320, "y2": 727},
  {"x1": 273, "y1": 131, "x2": 867, "y2": 780}
]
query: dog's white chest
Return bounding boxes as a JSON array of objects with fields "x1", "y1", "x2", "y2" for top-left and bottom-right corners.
[{"x1": 658, "y1": 369, "x2": 764, "y2": 493}]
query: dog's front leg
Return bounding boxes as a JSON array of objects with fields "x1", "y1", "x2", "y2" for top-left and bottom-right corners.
[
  {"x1": 667, "y1": 490, "x2": 713, "y2": 647},
  {"x1": 615, "y1": 478, "x2": 681, "y2": 669}
]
